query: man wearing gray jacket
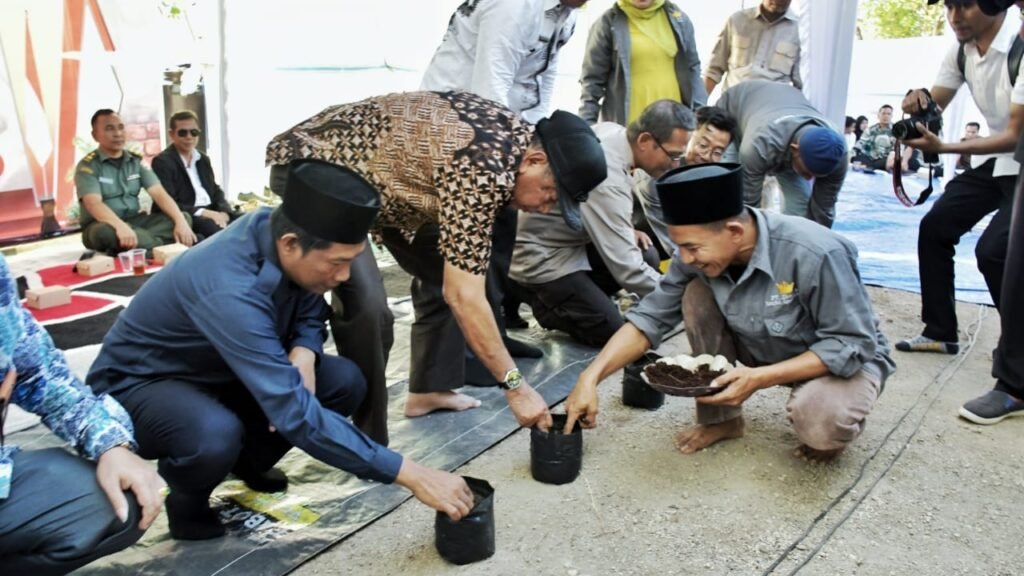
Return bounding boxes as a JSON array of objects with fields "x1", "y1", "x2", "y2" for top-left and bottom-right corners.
[
  {"x1": 718, "y1": 80, "x2": 848, "y2": 228},
  {"x1": 510, "y1": 101, "x2": 694, "y2": 347}
]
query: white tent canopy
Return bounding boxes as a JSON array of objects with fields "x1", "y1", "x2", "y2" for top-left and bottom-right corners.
[{"x1": 214, "y1": 0, "x2": 862, "y2": 196}]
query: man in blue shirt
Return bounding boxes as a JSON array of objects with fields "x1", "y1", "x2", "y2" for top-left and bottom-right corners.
[{"x1": 87, "y1": 161, "x2": 474, "y2": 540}]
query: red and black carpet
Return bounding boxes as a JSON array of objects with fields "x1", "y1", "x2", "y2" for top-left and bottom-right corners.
[
  {"x1": 24, "y1": 261, "x2": 162, "y2": 350},
  {"x1": 10, "y1": 258, "x2": 601, "y2": 576}
]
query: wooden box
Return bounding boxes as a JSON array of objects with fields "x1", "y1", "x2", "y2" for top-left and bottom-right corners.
[
  {"x1": 76, "y1": 255, "x2": 115, "y2": 276},
  {"x1": 25, "y1": 285, "x2": 72, "y2": 309},
  {"x1": 153, "y1": 243, "x2": 189, "y2": 264}
]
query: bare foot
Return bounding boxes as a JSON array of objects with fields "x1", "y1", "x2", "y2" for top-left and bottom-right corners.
[
  {"x1": 674, "y1": 417, "x2": 745, "y2": 454},
  {"x1": 793, "y1": 444, "x2": 844, "y2": 464},
  {"x1": 404, "y1": 391, "x2": 481, "y2": 417}
]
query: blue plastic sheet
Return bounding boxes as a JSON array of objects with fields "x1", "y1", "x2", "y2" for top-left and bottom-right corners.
[{"x1": 833, "y1": 170, "x2": 993, "y2": 305}]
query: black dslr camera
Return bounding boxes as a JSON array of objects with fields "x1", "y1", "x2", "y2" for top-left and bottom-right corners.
[{"x1": 892, "y1": 97, "x2": 943, "y2": 163}]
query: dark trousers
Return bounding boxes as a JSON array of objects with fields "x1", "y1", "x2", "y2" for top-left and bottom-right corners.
[
  {"x1": 994, "y1": 161, "x2": 1024, "y2": 396},
  {"x1": 851, "y1": 154, "x2": 921, "y2": 173},
  {"x1": 585, "y1": 242, "x2": 661, "y2": 296},
  {"x1": 379, "y1": 225, "x2": 470, "y2": 393},
  {"x1": 192, "y1": 209, "x2": 242, "y2": 242},
  {"x1": 517, "y1": 271, "x2": 624, "y2": 348},
  {"x1": 487, "y1": 206, "x2": 518, "y2": 332},
  {"x1": 516, "y1": 244, "x2": 659, "y2": 349},
  {"x1": 329, "y1": 248, "x2": 394, "y2": 445},
  {"x1": 269, "y1": 163, "x2": 394, "y2": 445},
  {"x1": 0, "y1": 448, "x2": 144, "y2": 576},
  {"x1": 852, "y1": 154, "x2": 888, "y2": 171},
  {"x1": 82, "y1": 212, "x2": 183, "y2": 255},
  {"x1": 111, "y1": 355, "x2": 365, "y2": 501},
  {"x1": 918, "y1": 160, "x2": 1015, "y2": 342}
]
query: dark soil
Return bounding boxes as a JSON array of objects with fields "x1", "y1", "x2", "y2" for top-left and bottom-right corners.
[{"x1": 643, "y1": 363, "x2": 725, "y2": 388}]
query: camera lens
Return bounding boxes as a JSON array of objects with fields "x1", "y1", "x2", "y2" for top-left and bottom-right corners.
[{"x1": 892, "y1": 120, "x2": 910, "y2": 140}]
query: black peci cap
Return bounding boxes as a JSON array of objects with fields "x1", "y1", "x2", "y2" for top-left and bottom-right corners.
[
  {"x1": 655, "y1": 163, "x2": 745, "y2": 226},
  {"x1": 535, "y1": 110, "x2": 607, "y2": 231},
  {"x1": 282, "y1": 159, "x2": 381, "y2": 245},
  {"x1": 927, "y1": 0, "x2": 992, "y2": 9}
]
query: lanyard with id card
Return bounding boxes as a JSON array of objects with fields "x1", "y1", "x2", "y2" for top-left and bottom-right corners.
[{"x1": 0, "y1": 396, "x2": 10, "y2": 498}]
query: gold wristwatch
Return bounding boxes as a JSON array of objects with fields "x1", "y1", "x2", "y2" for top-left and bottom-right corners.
[{"x1": 500, "y1": 368, "x2": 523, "y2": 391}]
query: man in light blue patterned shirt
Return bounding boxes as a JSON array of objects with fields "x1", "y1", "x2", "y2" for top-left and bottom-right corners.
[{"x1": 0, "y1": 254, "x2": 165, "y2": 575}]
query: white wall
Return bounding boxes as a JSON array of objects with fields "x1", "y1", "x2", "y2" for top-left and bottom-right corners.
[{"x1": 220, "y1": 0, "x2": 756, "y2": 195}]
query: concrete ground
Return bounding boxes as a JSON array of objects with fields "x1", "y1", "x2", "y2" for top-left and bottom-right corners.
[
  {"x1": 5, "y1": 235, "x2": 1020, "y2": 576},
  {"x1": 295, "y1": 288, "x2": 1022, "y2": 576}
]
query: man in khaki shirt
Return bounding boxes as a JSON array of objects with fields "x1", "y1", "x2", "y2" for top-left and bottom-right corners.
[{"x1": 703, "y1": 0, "x2": 801, "y2": 96}]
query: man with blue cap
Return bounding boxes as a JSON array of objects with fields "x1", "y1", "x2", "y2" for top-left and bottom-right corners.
[
  {"x1": 718, "y1": 80, "x2": 848, "y2": 228},
  {"x1": 563, "y1": 163, "x2": 894, "y2": 462},
  {"x1": 87, "y1": 161, "x2": 476, "y2": 540}
]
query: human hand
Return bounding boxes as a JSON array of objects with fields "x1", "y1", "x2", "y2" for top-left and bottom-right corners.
[
  {"x1": 96, "y1": 446, "x2": 167, "y2": 530},
  {"x1": 395, "y1": 459, "x2": 475, "y2": 521},
  {"x1": 1, "y1": 367, "x2": 15, "y2": 400},
  {"x1": 697, "y1": 366, "x2": 768, "y2": 407},
  {"x1": 902, "y1": 123, "x2": 943, "y2": 154},
  {"x1": 634, "y1": 229, "x2": 653, "y2": 251},
  {"x1": 901, "y1": 89, "x2": 931, "y2": 114},
  {"x1": 563, "y1": 373, "x2": 600, "y2": 432},
  {"x1": 206, "y1": 210, "x2": 230, "y2": 228},
  {"x1": 115, "y1": 223, "x2": 138, "y2": 249},
  {"x1": 173, "y1": 221, "x2": 197, "y2": 247},
  {"x1": 506, "y1": 383, "x2": 553, "y2": 431},
  {"x1": 288, "y1": 346, "x2": 317, "y2": 395}
]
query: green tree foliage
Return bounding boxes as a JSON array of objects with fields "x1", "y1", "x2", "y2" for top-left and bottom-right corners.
[{"x1": 858, "y1": 0, "x2": 947, "y2": 39}]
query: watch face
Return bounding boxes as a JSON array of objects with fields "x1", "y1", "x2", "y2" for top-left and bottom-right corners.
[{"x1": 504, "y1": 369, "x2": 523, "y2": 389}]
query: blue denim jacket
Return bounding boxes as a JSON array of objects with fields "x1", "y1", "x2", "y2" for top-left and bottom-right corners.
[{"x1": 0, "y1": 254, "x2": 136, "y2": 499}]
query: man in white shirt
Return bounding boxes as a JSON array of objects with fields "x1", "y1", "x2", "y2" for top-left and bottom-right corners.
[
  {"x1": 420, "y1": 0, "x2": 589, "y2": 359},
  {"x1": 896, "y1": 0, "x2": 1024, "y2": 354},
  {"x1": 421, "y1": 0, "x2": 587, "y2": 124},
  {"x1": 151, "y1": 110, "x2": 239, "y2": 241}
]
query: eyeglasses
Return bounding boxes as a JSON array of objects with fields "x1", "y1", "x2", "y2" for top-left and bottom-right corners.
[
  {"x1": 692, "y1": 138, "x2": 725, "y2": 162},
  {"x1": 176, "y1": 128, "x2": 201, "y2": 138},
  {"x1": 652, "y1": 136, "x2": 685, "y2": 163}
]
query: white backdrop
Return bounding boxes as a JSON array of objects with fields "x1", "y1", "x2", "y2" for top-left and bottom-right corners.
[{"x1": 218, "y1": 0, "x2": 782, "y2": 195}]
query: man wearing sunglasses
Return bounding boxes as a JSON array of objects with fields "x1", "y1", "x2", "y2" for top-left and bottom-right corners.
[
  {"x1": 0, "y1": 254, "x2": 165, "y2": 573},
  {"x1": 152, "y1": 110, "x2": 240, "y2": 241},
  {"x1": 509, "y1": 100, "x2": 694, "y2": 347},
  {"x1": 76, "y1": 109, "x2": 197, "y2": 255},
  {"x1": 717, "y1": 80, "x2": 848, "y2": 229}
]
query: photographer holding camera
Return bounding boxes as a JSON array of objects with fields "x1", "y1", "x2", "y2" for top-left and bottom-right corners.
[
  {"x1": 895, "y1": 0, "x2": 1024, "y2": 358},
  {"x1": 957, "y1": 0, "x2": 1024, "y2": 425}
]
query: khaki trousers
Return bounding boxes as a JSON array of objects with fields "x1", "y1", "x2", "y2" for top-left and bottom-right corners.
[{"x1": 682, "y1": 281, "x2": 880, "y2": 451}]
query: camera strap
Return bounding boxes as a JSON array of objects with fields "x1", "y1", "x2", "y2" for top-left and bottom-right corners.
[{"x1": 892, "y1": 145, "x2": 934, "y2": 207}]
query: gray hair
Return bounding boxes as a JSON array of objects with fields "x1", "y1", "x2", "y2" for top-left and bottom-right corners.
[{"x1": 626, "y1": 100, "x2": 697, "y2": 143}]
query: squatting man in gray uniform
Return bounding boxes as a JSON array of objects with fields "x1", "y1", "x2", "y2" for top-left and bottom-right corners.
[{"x1": 563, "y1": 163, "x2": 895, "y2": 462}]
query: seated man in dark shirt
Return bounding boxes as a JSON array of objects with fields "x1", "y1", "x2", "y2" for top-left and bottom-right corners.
[{"x1": 151, "y1": 110, "x2": 239, "y2": 241}]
